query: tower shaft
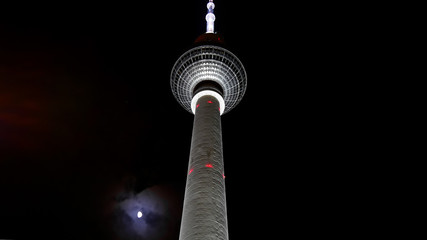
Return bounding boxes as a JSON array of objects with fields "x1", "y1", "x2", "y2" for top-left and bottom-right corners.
[{"x1": 179, "y1": 95, "x2": 228, "y2": 240}]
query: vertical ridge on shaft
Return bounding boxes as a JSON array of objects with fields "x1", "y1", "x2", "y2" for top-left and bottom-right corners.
[{"x1": 179, "y1": 95, "x2": 228, "y2": 240}]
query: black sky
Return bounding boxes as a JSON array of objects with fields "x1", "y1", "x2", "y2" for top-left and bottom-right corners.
[{"x1": 1, "y1": 1, "x2": 370, "y2": 239}]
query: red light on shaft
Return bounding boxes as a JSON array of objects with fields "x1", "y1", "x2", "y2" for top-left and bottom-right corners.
[{"x1": 205, "y1": 164, "x2": 213, "y2": 168}]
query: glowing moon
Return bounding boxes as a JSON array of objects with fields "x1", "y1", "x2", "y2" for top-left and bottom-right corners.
[{"x1": 137, "y1": 211, "x2": 143, "y2": 218}]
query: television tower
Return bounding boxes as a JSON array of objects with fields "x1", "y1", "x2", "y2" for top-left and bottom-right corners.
[{"x1": 171, "y1": 1, "x2": 247, "y2": 239}]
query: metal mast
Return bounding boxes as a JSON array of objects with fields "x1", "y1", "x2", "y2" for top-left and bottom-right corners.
[
  {"x1": 171, "y1": 1, "x2": 247, "y2": 239},
  {"x1": 206, "y1": 0, "x2": 216, "y2": 33}
]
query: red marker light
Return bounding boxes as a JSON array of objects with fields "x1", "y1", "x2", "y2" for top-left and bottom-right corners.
[
  {"x1": 189, "y1": 168, "x2": 194, "y2": 175},
  {"x1": 207, "y1": 101, "x2": 213, "y2": 104},
  {"x1": 205, "y1": 164, "x2": 213, "y2": 168},
  {"x1": 222, "y1": 173, "x2": 226, "y2": 179},
  {"x1": 196, "y1": 104, "x2": 200, "y2": 108}
]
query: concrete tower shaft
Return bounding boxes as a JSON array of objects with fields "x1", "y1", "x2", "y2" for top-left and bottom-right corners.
[{"x1": 179, "y1": 94, "x2": 227, "y2": 240}]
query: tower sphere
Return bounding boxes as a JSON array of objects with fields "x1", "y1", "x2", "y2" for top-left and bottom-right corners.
[{"x1": 170, "y1": 39, "x2": 247, "y2": 115}]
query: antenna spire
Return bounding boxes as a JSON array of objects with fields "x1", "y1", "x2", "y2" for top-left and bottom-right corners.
[{"x1": 206, "y1": 0, "x2": 216, "y2": 33}]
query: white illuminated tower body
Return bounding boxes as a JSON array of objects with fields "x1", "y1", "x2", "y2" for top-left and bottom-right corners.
[{"x1": 170, "y1": 1, "x2": 247, "y2": 239}]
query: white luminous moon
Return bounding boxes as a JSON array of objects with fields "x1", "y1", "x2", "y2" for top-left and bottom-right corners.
[{"x1": 137, "y1": 211, "x2": 143, "y2": 218}]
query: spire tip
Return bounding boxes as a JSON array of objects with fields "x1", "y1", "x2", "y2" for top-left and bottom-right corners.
[{"x1": 206, "y1": 0, "x2": 216, "y2": 33}]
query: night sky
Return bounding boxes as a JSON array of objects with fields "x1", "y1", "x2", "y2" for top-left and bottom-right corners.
[{"x1": 1, "y1": 1, "x2": 367, "y2": 239}]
